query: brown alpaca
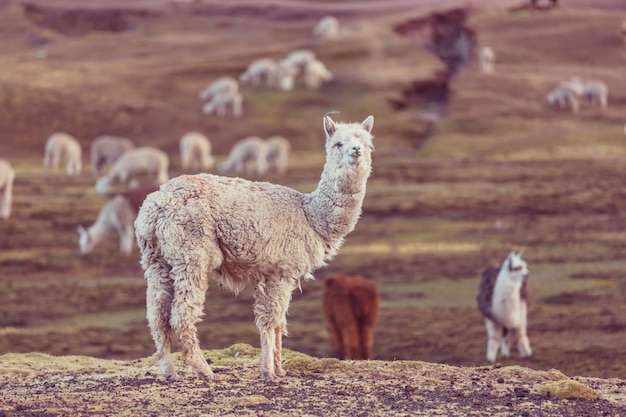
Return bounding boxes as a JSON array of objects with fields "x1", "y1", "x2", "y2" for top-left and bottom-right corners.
[{"x1": 322, "y1": 274, "x2": 379, "y2": 360}]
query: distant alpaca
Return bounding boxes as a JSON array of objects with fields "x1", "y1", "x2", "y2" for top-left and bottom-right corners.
[
  {"x1": 304, "y1": 59, "x2": 333, "y2": 90},
  {"x1": 95, "y1": 147, "x2": 169, "y2": 195},
  {"x1": 218, "y1": 136, "x2": 268, "y2": 176},
  {"x1": 201, "y1": 90, "x2": 243, "y2": 118},
  {"x1": 477, "y1": 252, "x2": 532, "y2": 363},
  {"x1": 0, "y1": 159, "x2": 15, "y2": 219},
  {"x1": 283, "y1": 49, "x2": 316, "y2": 78},
  {"x1": 90, "y1": 135, "x2": 135, "y2": 177},
  {"x1": 179, "y1": 132, "x2": 214, "y2": 171},
  {"x1": 312, "y1": 15, "x2": 339, "y2": 39},
  {"x1": 198, "y1": 76, "x2": 239, "y2": 102},
  {"x1": 581, "y1": 79, "x2": 608, "y2": 110},
  {"x1": 478, "y1": 46, "x2": 495, "y2": 75},
  {"x1": 547, "y1": 85, "x2": 579, "y2": 114},
  {"x1": 135, "y1": 114, "x2": 375, "y2": 381},
  {"x1": 43, "y1": 132, "x2": 82, "y2": 176},
  {"x1": 239, "y1": 58, "x2": 295, "y2": 91},
  {"x1": 322, "y1": 274, "x2": 379, "y2": 360},
  {"x1": 265, "y1": 135, "x2": 291, "y2": 175},
  {"x1": 78, "y1": 184, "x2": 160, "y2": 254}
]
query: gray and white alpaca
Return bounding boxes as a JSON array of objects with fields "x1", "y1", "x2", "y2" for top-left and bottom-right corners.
[
  {"x1": 477, "y1": 252, "x2": 532, "y2": 363},
  {"x1": 135, "y1": 114, "x2": 375, "y2": 382},
  {"x1": 78, "y1": 184, "x2": 160, "y2": 255},
  {"x1": 43, "y1": 132, "x2": 82, "y2": 177},
  {"x1": 0, "y1": 159, "x2": 15, "y2": 219},
  {"x1": 90, "y1": 135, "x2": 135, "y2": 177}
]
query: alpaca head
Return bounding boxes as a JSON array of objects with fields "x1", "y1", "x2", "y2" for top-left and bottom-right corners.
[
  {"x1": 323, "y1": 114, "x2": 374, "y2": 177},
  {"x1": 505, "y1": 251, "x2": 528, "y2": 282},
  {"x1": 77, "y1": 225, "x2": 95, "y2": 255}
]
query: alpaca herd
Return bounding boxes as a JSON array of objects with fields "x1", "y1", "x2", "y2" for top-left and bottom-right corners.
[
  {"x1": 547, "y1": 76, "x2": 609, "y2": 113},
  {"x1": 198, "y1": 16, "x2": 339, "y2": 119}
]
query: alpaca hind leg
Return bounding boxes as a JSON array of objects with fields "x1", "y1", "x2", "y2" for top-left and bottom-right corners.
[
  {"x1": 360, "y1": 323, "x2": 375, "y2": 360},
  {"x1": 342, "y1": 323, "x2": 362, "y2": 360},
  {"x1": 145, "y1": 261, "x2": 178, "y2": 380},
  {"x1": 170, "y1": 262, "x2": 213, "y2": 379},
  {"x1": 254, "y1": 279, "x2": 296, "y2": 381},
  {"x1": 327, "y1": 319, "x2": 346, "y2": 359},
  {"x1": 500, "y1": 328, "x2": 513, "y2": 358},
  {"x1": 485, "y1": 318, "x2": 503, "y2": 363}
]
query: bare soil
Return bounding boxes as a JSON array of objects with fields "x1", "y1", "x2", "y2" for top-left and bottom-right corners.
[{"x1": 0, "y1": 0, "x2": 626, "y2": 415}]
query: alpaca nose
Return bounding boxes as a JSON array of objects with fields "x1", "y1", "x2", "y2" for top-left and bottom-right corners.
[{"x1": 350, "y1": 145, "x2": 361, "y2": 157}]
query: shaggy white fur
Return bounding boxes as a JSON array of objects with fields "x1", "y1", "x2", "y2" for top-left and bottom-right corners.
[
  {"x1": 477, "y1": 252, "x2": 532, "y2": 363},
  {"x1": 265, "y1": 135, "x2": 291, "y2": 175},
  {"x1": 43, "y1": 132, "x2": 82, "y2": 177},
  {"x1": 0, "y1": 159, "x2": 15, "y2": 219},
  {"x1": 78, "y1": 184, "x2": 159, "y2": 255},
  {"x1": 218, "y1": 136, "x2": 268, "y2": 176},
  {"x1": 135, "y1": 114, "x2": 375, "y2": 381},
  {"x1": 90, "y1": 135, "x2": 135, "y2": 177},
  {"x1": 179, "y1": 132, "x2": 214, "y2": 172},
  {"x1": 95, "y1": 147, "x2": 169, "y2": 195}
]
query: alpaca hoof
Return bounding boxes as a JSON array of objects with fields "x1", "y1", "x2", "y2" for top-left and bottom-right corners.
[
  {"x1": 275, "y1": 368, "x2": 287, "y2": 378},
  {"x1": 165, "y1": 372, "x2": 182, "y2": 382},
  {"x1": 262, "y1": 372, "x2": 282, "y2": 383}
]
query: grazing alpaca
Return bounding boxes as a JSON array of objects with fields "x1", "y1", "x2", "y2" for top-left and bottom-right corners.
[
  {"x1": 0, "y1": 159, "x2": 15, "y2": 219},
  {"x1": 312, "y1": 15, "x2": 339, "y2": 39},
  {"x1": 547, "y1": 85, "x2": 579, "y2": 114},
  {"x1": 265, "y1": 135, "x2": 291, "y2": 175},
  {"x1": 95, "y1": 147, "x2": 169, "y2": 195},
  {"x1": 78, "y1": 184, "x2": 160, "y2": 255},
  {"x1": 90, "y1": 135, "x2": 135, "y2": 177},
  {"x1": 198, "y1": 76, "x2": 239, "y2": 102},
  {"x1": 322, "y1": 274, "x2": 379, "y2": 360},
  {"x1": 218, "y1": 136, "x2": 268, "y2": 176},
  {"x1": 581, "y1": 79, "x2": 608, "y2": 110},
  {"x1": 201, "y1": 90, "x2": 243, "y2": 118},
  {"x1": 135, "y1": 114, "x2": 375, "y2": 381},
  {"x1": 477, "y1": 252, "x2": 532, "y2": 363},
  {"x1": 239, "y1": 58, "x2": 296, "y2": 91},
  {"x1": 283, "y1": 49, "x2": 316, "y2": 78},
  {"x1": 179, "y1": 132, "x2": 214, "y2": 172},
  {"x1": 43, "y1": 132, "x2": 82, "y2": 176},
  {"x1": 478, "y1": 46, "x2": 495, "y2": 75}
]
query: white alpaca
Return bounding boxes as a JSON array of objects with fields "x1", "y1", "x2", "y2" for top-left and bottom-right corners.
[
  {"x1": 305, "y1": 59, "x2": 333, "y2": 90},
  {"x1": 78, "y1": 184, "x2": 160, "y2": 255},
  {"x1": 581, "y1": 79, "x2": 608, "y2": 110},
  {"x1": 201, "y1": 90, "x2": 243, "y2": 118},
  {"x1": 477, "y1": 252, "x2": 532, "y2": 363},
  {"x1": 312, "y1": 15, "x2": 339, "y2": 39},
  {"x1": 239, "y1": 58, "x2": 295, "y2": 91},
  {"x1": 265, "y1": 135, "x2": 291, "y2": 175},
  {"x1": 478, "y1": 46, "x2": 495, "y2": 75},
  {"x1": 43, "y1": 132, "x2": 82, "y2": 176},
  {"x1": 198, "y1": 76, "x2": 239, "y2": 102},
  {"x1": 179, "y1": 132, "x2": 214, "y2": 171},
  {"x1": 239, "y1": 58, "x2": 279, "y2": 88},
  {"x1": 90, "y1": 135, "x2": 135, "y2": 177},
  {"x1": 135, "y1": 114, "x2": 374, "y2": 382},
  {"x1": 0, "y1": 159, "x2": 15, "y2": 219},
  {"x1": 547, "y1": 86, "x2": 580, "y2": 114},
  {"x1": 283, "y1": 49, "x2": 316, "y2": 77},
  {"x1": 95, "y1": 147, "x2": 169, "y2": 195},
  {"x1": 218, "y1": 136, "x2": 268, "y2": 176}
]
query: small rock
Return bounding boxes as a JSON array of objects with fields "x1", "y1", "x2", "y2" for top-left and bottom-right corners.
[
  {"x1": 497, "y1": 377, "x2": 505, "y2": 384},
  {"x1": 514, "y1": 387, "x2": 530, "y2": 398}
]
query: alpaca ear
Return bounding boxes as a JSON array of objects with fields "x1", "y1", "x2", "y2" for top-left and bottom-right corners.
[
  {"x1": 361, "y1": 115, "x2": 374, "y2": 133},
  {"x1": 77, "y1": 225, "x2": 86, "y2": 235},
  {"x1": 323, "y1": 115, "x2": 337, "y2": 138}
]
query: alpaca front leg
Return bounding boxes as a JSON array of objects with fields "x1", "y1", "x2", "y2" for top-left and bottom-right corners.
[
  {"x1": 274, "y1": 327, "x2": 286, "y2": 377},
  {"x1": 485, "y1": 319, "x2": 503, "y2": 363}
]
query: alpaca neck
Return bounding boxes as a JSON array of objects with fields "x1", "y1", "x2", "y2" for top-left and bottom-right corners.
[
  {"x1": 304, "y1": 161, "x2": 369, "y2": 251},
  {"x1": 492, "y1": 271, "x2": 524, "y2": 322}
]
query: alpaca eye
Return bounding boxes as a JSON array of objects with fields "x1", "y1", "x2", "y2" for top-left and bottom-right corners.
[
  {"x1": 513, "y1": 266, "x2": 522, "y2": 271},
  {"x1": 335, "y1": 142, "x2": 343, "y2": 148}
]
